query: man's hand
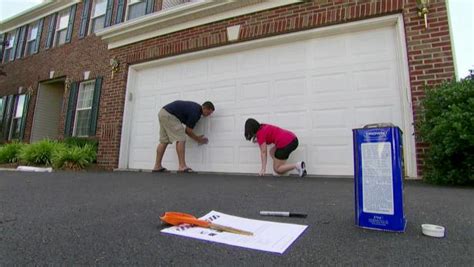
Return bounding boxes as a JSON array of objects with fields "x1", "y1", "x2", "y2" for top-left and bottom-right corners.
[{"x1": 198, "y1": 135, "x2": 209, "y2": 145}]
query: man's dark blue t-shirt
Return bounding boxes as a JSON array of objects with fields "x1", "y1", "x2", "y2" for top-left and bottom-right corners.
[{"x1": 163, "y1": 100, "x2": 202, "y2": 129}]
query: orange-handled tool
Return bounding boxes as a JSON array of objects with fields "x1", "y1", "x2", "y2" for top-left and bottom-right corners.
[{"x1": 160, "y1": 212, "x2": 253, "y2": 236}]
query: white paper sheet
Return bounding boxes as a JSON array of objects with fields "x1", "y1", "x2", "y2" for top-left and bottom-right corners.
[{"x1": 160, "y1": 210, "x2": 308, "y2": 254}]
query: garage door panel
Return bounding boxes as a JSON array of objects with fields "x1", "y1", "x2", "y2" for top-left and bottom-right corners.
[
  {"x1": 210, "y1": 84, "x2": 237, "y2": 104},
  {"x1": 132, "y1": 121, "x2": 154, "y2": 136},
  {"x1": 208, "y1": 146, "x2": 235, "y2": 165},
  {"x1": 269, "y1": 43, "x2": 307, "y2": 71},
  {"x1": 185, "y1": 148, "x2": 205, "y2": 165},
  {"x1": 134, "y1": 106, "x2": 155, "y2": 122},
  {"x1": 185, "y1": 89, "x2": 208, "y2": 103},
  {"x1": 238, "y1": 146, "x2": 260, "y2": 164},
  {"x1": 136, "y1": 69, "x2": 158, "y2": 90},
  {"x1": 159, "y1": 92, "x2": 181, "y2": 106},
  {"x1": 310, "y1": 145, "x2": 352, "y2": 173},
  {"x1": 309, "y1": 72, "x2": 350, "y2": 94},
  {"x1": 240, "y1": 79, "x2": 271, "y2": 102},
  {"x1": 161, "y1": 64, "x2": 183, "y2": 81},
  {"x1": 239, "y1": 49, "x2": 269, "y2": 72},
  {"x1": 273, "y1": 110, "x2": 307, "y2": 132},
  {"x1": 239, "y1": 111, "x2": 271, "y2": 123},
  {"x1": 311, "y1": 35, "x2": 347, "y2": 64},
  {"x1": 209, "y1": 115, "x2": 235, "y2": 139},
  {"x1": 274, "y1": 75, "x2": 306, "y2": 99},
  {"x1": 125, "y1": 26, "x2": 407, "y2": 176},
  {"x1": 312, "y1": 108, "x2": 348, "y2": 128},
  {"x1": 311, "y1": 145, "x2": 351, "y2": 164},
  {"x1": 354, "y1": 68, "x2": 394, "y2": 93},
  {"x1": 183, "y1": 60, "x2": 208, "y2": 80},
  {"x1": 349, "y1": 28, "x2": 393, "y2": 55},
  {"x1": 209, "y1": 55, "x2": 238, "y2": 77},
  {"x1": 354, "y1": 105, "x2": 399, "y2": 127}
]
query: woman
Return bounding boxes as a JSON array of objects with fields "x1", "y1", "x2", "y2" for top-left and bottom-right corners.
[{"x1": 244, "y1": 118, "x2": 306, "y2": 177}]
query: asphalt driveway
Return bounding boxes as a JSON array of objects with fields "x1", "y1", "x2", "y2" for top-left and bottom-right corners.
[{"x1": 1, "y1": 171, "x2": 473, "y2": 265}]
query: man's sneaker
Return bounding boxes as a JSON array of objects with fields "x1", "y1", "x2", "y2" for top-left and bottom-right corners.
[{"x1": 296, "y1": 161, "x2": 307, "y2": 177}]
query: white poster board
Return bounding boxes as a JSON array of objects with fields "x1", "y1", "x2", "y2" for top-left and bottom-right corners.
[{"x1": 161, "y1": 210, "x2": 308, "y2": 254}]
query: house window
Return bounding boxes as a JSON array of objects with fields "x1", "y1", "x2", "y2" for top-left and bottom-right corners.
[
  {"x1": 162, "y1": 0, "x2": 189, "y2": 10},
  {"x1": 73, "y1": 80, "x2": 95, "y2": 137},
  {"x1": 54, "y1": 9, "x2": 70, "y2": 47},
  {"x1": 25, "y1": 23, "x2": 39, "y2": 56},
  {"x1": 127, "y1": 0, "x2": 146, "y2": 20},
  {"x1": 9, "y1": 95, "x2": 26, "y2": 140},
  {"x1": 3, "y1": 32, "x2": 15, "y2": 62},
  {"x1": 90, "y1": 0, "x2": 107, "y2": 33}
]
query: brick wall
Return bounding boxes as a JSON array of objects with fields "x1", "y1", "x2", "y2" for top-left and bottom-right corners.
[
  {"x1": 103, "y1": 0, "x2": 454, "y2": 176},
  {"x1": 1, "y1": 0, "x2": 454, "y2": 176},
  {"x1": 402, "y1": 0, "x2": 455, "y2": 172},
  {"x1": 0, "y1": 1, "x2": 112, "y2": 144}
]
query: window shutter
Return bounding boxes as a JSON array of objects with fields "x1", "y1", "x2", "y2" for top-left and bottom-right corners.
[
  {"x1": 45, "y1": 13, "x2": 57, "y2": 49},
  {"x1": 79, "y1": 0, "x2": 91, "y2": 38},
  {"x1": 19, "y1": 93, "x2": 31, "y2": 140},
  {"x1": 10, "y1": 28, "x2": 20, "y2": 61},
  {"x1": 115, "y1": 0, "x2": 125, "y2": 24},
  {"x1": 2, "y1": 95, "x2": 14, "y2": 140},
  {"x1": 104, "y1": 0, "x2": 114, "y2": 27},
  {"x1": 64, "y1": 82, "x2": 79, "y2": 136},
  {"x1": 89, "y1": 77, "x2": 103, "y2": 136},
  {"x1": 15, "y1": 26, "x2": 27, "y2": 59},
  {"x1": 65, "y1": 4, "x2": 77, "y2": 43},
  {"x1": 145, "y1": 0, "x2": 155, "y2": 14},
  {"x1": 0, "y1": 33, "x2": 5, "y2": 63},
  {"x1": 33, "y1": 18, "x2": 44, "y2": 54}
]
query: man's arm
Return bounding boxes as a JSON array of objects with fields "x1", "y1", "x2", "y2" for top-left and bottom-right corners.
[{"x1": 185, "y1": 127, "x2": 207, "y2": 144}]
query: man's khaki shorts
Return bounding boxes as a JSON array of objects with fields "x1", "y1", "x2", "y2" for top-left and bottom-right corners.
[{"x1": 158, "y1": 109, "x2": 186, "y2": 144}]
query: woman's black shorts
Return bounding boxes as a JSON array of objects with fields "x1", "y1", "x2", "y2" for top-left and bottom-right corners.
[{"x1": 274, "y1": 138, "x2": 298, "y2": 160}]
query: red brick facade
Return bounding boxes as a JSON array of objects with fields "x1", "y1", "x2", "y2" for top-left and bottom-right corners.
[
  {"x1": 0, "y1": 0, "x2": 455, "y2": 177},
  {"x1": 0, "y1": 1, "x2": 112, "y2": 143}
]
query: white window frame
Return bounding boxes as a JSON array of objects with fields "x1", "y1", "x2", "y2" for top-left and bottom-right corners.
[
  {"x1": 73, "y1": 80, "x2": 96, "y2": 137},
  {"x1": 24, "y1": 22, "x2": 39, "y2": 56},
  {"x1": 126, "y1": 0, "x2": 146, "y2": 21},
  {"x1": 9, "y1": 94, "x2": 26, "y2": 140},
  {"x1": 4, "y1": 31, "x2": 16, "y2": 62},
  {"x1": 90, "y1": 0, "x2": 107, "y2": 34},
  {"x1": 162, "y1": 0, "x2": 190, "y2": 10},
  {"x1": 54, "y1": 8, "x2": 70, "y2": 47}
]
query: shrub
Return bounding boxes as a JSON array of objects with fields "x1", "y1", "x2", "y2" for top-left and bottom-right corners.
[
  {"x1": 52, "y1": 145, "x2": 95, "y2": 170},
  {"x1": 63, "y1": 137, "x2": 98, "y2": 149},
  {"x1": 418, "y1": 78, "x2": 474, "y2": 185},
  {"x1": 62, "y1": 137, "x2": 98, "y2": 163},
  {"x1": 19, "y1": 139, "x2": 64, "y2": 166},
  {"x1": 0, "y1": 142, "x2": 25, "y2": 163}
]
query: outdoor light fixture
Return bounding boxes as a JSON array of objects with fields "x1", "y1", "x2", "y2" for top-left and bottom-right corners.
[
  {"x1": 416, "y1": 0, "x2": 430, "y2": 29},
  {"x1": 110, "y1": 58, "x2": 120, "y2": 79},
  {"x1": 65, "y1": 77, "x2": 72, "y2": 90}
]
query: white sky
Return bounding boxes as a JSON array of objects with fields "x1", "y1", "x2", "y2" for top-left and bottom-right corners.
[{"x1": 0, "y1": 0, "x2": 472, "y2": 78}]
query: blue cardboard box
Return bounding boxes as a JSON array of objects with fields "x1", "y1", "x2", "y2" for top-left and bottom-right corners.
[{"x1": 353, "y1": 125, "x2": 406, "y2": 232}]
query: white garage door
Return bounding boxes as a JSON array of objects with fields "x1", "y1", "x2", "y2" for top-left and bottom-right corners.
[{"x1": 122, "y1": 25, "x2": 412, "y2": 176}]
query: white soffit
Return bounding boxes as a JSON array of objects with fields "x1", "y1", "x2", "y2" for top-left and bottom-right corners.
[
  {"x1": 0, "y1": 0, "x2": 81, "y2": 33},
  {"x1": 97, "y1": 0, "x2": 301, "y2": 49}
]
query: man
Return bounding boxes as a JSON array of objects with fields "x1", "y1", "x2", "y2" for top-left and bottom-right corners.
[{"x1": 153, "y1": 100, "x2": 215, "y2": 173}]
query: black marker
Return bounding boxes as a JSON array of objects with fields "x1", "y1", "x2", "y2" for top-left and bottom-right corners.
[{"x1": 259, "y1": 211, "x2": 307, "y2": 218}]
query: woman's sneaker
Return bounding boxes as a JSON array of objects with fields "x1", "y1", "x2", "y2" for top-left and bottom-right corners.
[{"x1": 296, "y1": 161, "x2": 307, "y2": 177}]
